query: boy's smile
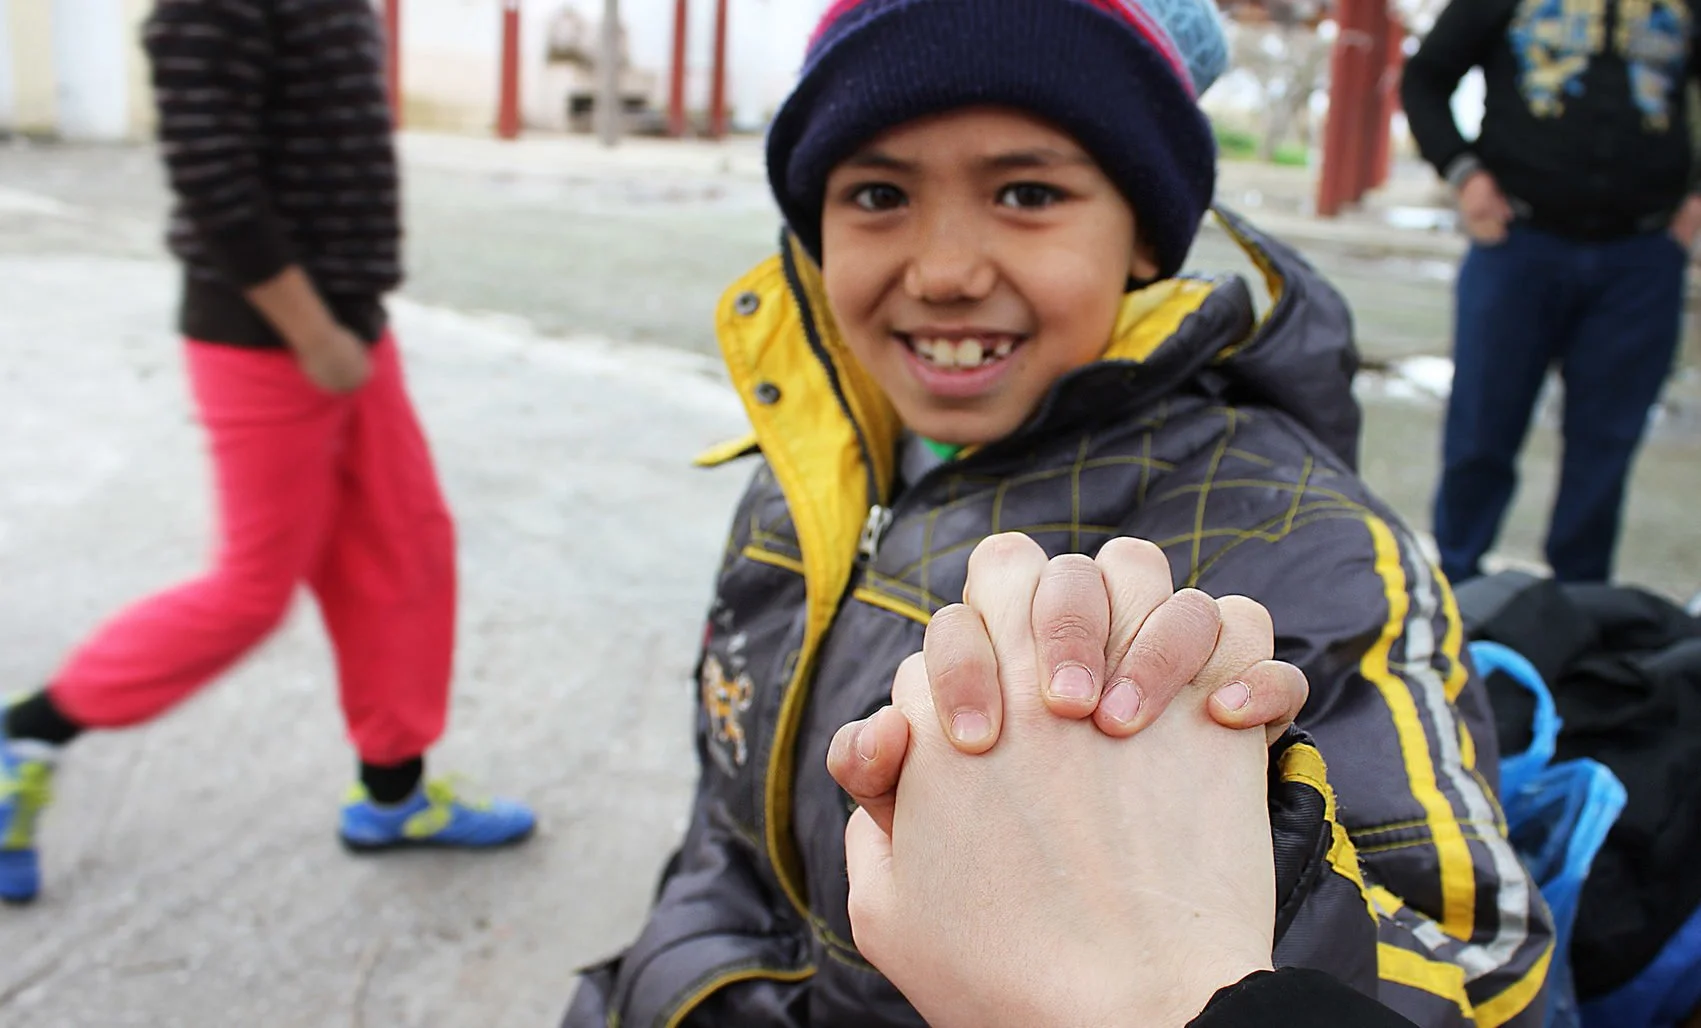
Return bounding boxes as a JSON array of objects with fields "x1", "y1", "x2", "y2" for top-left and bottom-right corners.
[
  {"x1": 895, "y1": 327, "x2": 1029, "y2": 398},
  {"x1": 820, "y1": 107, "x2": 1159, "y2": 446}
]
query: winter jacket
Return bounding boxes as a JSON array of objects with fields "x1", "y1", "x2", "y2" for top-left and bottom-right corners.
[
  {"x1": 1402, "y1": 0, "x2": 1700, "y2": 241},
  {"x1": 564, "y1": 212, "x2": 1554, "y2": 1028}
]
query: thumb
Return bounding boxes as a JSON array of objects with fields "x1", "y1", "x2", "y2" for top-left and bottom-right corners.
[
  {"x1": 844, "y1": 806, "x2": 897, "y2": 954},
  {"x1": 827, "y1": 706, "x2": 911, "y2": 837}
]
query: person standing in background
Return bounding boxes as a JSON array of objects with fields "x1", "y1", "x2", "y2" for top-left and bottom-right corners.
[
  {"x1": 0, "y1": 0, "x2": 536, "y2": 906},
  {"x1": 1403, "y1": 0, "x2": 1701, "y2": 585}
]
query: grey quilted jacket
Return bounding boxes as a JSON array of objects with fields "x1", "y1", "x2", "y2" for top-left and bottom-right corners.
[{"x1": 565, "y1": 212, "x2": 1553, "y2": 1028}]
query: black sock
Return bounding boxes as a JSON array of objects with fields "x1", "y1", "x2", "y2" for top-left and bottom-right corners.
[
  {"x1": 5, "y1": 691, "x2": 83, "y2": 747},
  {"x1": 360, "y1": 756, "x2": 424, "y2": 805}
]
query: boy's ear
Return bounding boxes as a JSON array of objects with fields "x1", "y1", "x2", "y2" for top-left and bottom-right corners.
[{"x1": 1129, "y1": 238, "x2": 1161, "y2": 282}]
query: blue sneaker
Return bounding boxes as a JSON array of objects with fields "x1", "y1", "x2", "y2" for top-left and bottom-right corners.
[
  {"x1": 339, "y1": 778, "x2": 535, "y2": 852},
  {"x1": 0, "y1": 734, "x2": 55, "y2": 904}
]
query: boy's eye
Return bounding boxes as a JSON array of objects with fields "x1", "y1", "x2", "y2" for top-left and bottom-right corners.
[
  {"x1": 852, "y1": 184, "x2": 908, "y2": 212},
  {"x1": 997, "y1": 183, "x2": 1065, "y2": 210}
]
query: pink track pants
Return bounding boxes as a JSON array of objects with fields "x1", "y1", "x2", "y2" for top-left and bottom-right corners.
[{"x1": 49, "y1": 333, "x2": 455, "y2": 765}]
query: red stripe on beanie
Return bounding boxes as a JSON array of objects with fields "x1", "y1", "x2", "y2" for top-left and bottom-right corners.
[{"x1": 809, "y1": 0, "x2": 872, "y2": 47}]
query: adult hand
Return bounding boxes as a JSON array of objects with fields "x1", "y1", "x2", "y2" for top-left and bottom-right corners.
[
  {"x1": 838, "y1": 534, "x2": 1277, "y2": 1028},
  {"x1": 1669, "y1": 194, "x2": 1701, "y2": 254},
  {"x1": 1457, "y1": 170, "x2": 1513, "y2": 246},
  {"x1": 827, "y1": 535, "x2": 1308, "y2": 836},
  {"x1": 295, "y1": 324, "x2": 373, "y2": 394}
]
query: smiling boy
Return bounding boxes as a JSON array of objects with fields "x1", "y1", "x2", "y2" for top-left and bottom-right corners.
[{"x1": 564, "y1": 1, "x2": 1552, "y2": 1026}]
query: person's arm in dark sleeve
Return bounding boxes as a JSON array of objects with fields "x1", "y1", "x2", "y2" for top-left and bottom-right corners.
[
  {"x1": 1190, "y1": 970, "x2": 1422, "y2": 1028},
  {"x1": 1400, "y1": 0, "x2": 1519, "y2": 187},
  {"x1": 143, "y1": 0, "x2": 369, "y2": 387},
  {"x1": 143, "y1": 0, "x2": 292, "y2": 287},
  {"x1": 1686, "y1": 18, "x2": 1701, "y2": 196}
]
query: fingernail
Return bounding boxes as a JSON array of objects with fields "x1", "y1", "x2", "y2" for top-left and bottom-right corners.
[
  {"x1": 1049, "y1": 663, "x2": 1097, "y2": 702},
  {"x1": 1100, "y1": 680, "x2": 1143, "y2": 725},
  {"x1": 951, "y1": 710, "x2": 992, "y2": 746},
  {"x1": 1213, "y1": 681, "x2": 1252, "y2": 712},
  {"x1": 854, "y1": 721, "x2": 879, "y2": 762}
]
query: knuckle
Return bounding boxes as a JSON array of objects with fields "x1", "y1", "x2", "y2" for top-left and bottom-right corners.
[
  {"x1": 1127, "y1": 635, "x2": 1185, "y2": 687},
  {"x1": 1275, "y1": 662, "x2": 1311, "y2": 708},
  {"x1": 976, "y1": 532, "x2": 1043, "y2": 564},
  {"x1": 1046, "y1": 552, "x2": 1099, "y2": 576},
  {"x1": 1041, "y1": 611, "x2": 1100, "y2": 649},
  {"x1": 1171, "y1": 589, "x2": 1226, "y2": 635},
  {"x1": 925, "y1": 604, "x2": 978, "y2": 646},
  {"x1": 929, "y1": 646, "x2": 982, "y2": 689},
  {"x1": 1218, "y1": 594, "x2": 1274, "y2": 631},
  {"x1": 897, "y1": 652, "x2": 928, "y2": 686},
  {"x1": 1041, "y1": 609, "x2": 1095, "y2": 643},
  {"x1": 1216, "y1": 595, "x2": 1276, "y2": 662},
  {"x1": 1100, "y1": 535, "x2": 1166, "y2": 569},
  {"x1": 964, "y1": 535, "x2": 1046, "y2": 608},
  {"x1": 1098, "y1": 537, "x2": 1175, "y2": 593},
  {"x1": 892, "y1": 652, "x2": 929, "y2": 709}
]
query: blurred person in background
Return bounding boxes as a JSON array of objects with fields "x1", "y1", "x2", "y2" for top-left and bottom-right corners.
[
  {"x1": 1403, "y1": 0, "x2": 1701, "y2": 586},
  {"x1": 0, "y1": 0, "x2": 535, "y2": 906}
]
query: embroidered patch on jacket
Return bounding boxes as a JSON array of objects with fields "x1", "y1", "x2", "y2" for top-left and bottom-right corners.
[
  {"x1": 702, "y1": 653, "x2": 755, "y2": 774},
  {"x1": 1511, "y1": 0, "x2": 1605, "y2": 117},
  {"x1": 1617, "y1": 0, "x2": 1691, "y2": 130}
]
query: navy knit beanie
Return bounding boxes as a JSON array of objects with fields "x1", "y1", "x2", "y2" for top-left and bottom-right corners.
[{"x1": 766, "y1": 0, "x2": 1229, "y2": 282}]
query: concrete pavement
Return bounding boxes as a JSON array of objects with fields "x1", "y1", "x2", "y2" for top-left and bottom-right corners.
[{"x1": 0, "y1": 255, "x2": 747, "y2": 1026}]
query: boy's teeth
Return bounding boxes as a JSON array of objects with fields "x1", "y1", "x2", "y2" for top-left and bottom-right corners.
[{"x1": 912, "y1": 336, "x2": 1015, "y2": 370}]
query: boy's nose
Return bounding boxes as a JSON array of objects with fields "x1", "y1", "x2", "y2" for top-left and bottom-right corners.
[{"x1": 903, "y1": 214, "x2": 997, "y2": 304}]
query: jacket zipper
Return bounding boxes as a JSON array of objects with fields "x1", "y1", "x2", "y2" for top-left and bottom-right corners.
[{"x1": 857, "y1": 504, "x2": 893, "y2": 564}]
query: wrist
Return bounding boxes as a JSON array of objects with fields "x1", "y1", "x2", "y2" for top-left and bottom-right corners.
[
  {"x1": 1443, "y1": 153, "x2": 1485, "y2": 194},
  {"x1": 242, "y1": 265, "x2": 340, "y2": 353},
  {"x1": 1163, "y1": 960, "x2": 1275, "y2": 1027},
  {"x1": 287, "y1": 321, "x2": 347, "y2": 354},
  {"x1": 1077, "y1": 956, "x2": 1272, "y2": 1028}
]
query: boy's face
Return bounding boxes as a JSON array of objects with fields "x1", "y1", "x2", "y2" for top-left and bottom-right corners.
[{"x1": 820, "y1": 107, "x2": 1159, "y2": 446}]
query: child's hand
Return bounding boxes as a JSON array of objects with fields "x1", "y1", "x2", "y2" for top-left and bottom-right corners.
[
  {"x1": 242, "y1": 266, "x2": 375, "y2": 394},
  {"x1": 839, "y1": 534, "x2": 1276, "y2": 1028},
  {"x1": 944, "y1": 535, "x2": 1307, "y2": 744},
  {"x1": 827, "y1": 534, "x2": 1307, "y2": 836},
  {"x1": 295, "y1": 324, "x2": 373, "y2": 394}
]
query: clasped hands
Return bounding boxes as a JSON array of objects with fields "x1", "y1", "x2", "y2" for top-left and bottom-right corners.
[{"x1": 827, "y1": 534, "x2": 1312, "y2": 1028}]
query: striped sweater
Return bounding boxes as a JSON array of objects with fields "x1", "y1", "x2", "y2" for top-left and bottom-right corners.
[{"x1": 143, "y1": 0, "x2": 401, "y2": 349}]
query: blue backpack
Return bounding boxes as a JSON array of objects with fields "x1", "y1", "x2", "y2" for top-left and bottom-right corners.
[{"x1": 1470, "y1": 641, "x2": 1626, "y2": 1028}]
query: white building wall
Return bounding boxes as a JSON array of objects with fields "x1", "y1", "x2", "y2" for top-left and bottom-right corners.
[
  {"x1": 50, "y1": 0, "x2": 129, "y2": 140},
  {"x1": 0, "y1": 0, "x2": 14, "y2": 134},
  {"x1": 402, "y1": 0, "x2": 833, "y2": 132},
  {"x1": 3, "y1": 0, "x2": 839, "y2": 139}
]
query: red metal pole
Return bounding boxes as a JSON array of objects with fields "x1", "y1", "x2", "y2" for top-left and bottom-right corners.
[
  {"x1": 1355, "y1": 1, "x2": 1391, "y2": 202},
  {"x1": 385, "y1": 0, "x2": 403, "y2": 126},
  {"x1": 498, "y1": 0, "x2": 521, "y2": 139},
  {"x1": 708, "y1": 0, "x2": 729, "y2": 139},
  {"x1": 1316, "y1": 0, "x2": 1373, "y2": 216},
  {"x1": 669, "y1": 0, "x2": 690, "y2": 137},
  {"x1": 1371, "y1": 20, "x2": 1406, "y2": 191}
]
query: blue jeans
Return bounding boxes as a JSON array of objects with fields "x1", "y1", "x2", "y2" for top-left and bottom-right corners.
[{"x1": 1433, "y1": 225, "x2": 1686, "y2": 584}]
